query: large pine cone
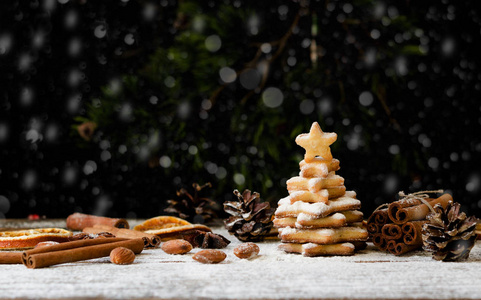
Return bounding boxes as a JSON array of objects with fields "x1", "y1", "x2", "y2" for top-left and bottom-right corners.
[
  {"x1": 422, "y1": 201, "x2": 478, "y2": 261},
  {"x1": 223, "y1": 189, "x2": 275, "y2": 242}
]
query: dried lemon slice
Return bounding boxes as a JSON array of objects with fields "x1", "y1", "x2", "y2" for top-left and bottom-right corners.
[{"x1": 0, "y1": 228, "x2": 73, "y2": 250}]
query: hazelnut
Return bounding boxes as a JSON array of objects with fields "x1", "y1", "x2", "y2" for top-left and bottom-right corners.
[
  {"x1": 110, "y1": 247, "x2": 135, "y2": 265},
  {"x1": 161, "y1": 239, "x2": 193, "y2": 255},
  {"x1": 233, "y1": 242, "x2": 260, "y2": 259},
  {"x1": 192, "y1": 249, "x2": 226, "y2": 264}
]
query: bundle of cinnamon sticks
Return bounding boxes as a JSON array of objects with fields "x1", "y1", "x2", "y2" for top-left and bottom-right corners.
[
  {"x1": 0, "y1": 213, "x2": 157, "y2": 267},
  {"x1": 367, "y1": 192, "x2": 452, "y2": 255}
]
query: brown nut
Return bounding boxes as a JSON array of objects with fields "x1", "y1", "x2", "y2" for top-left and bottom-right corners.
[
  {"x1": 110, "y1": 247, "x2": 135, "y2": 265},
  {"x1": 192, "y1": 249, "x2": 226, "y2": 264},
  {"x1": 34, "y1": 241, "x2": 60, "y2": 248},
  {"x1": 161, "y1": 239, "x2": 193, "y2": 255},
  {"x1": 233, "y1": 242, "x2": 260, "y2": 259}
]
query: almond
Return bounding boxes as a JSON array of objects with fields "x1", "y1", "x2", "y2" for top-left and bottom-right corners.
[
  {"x1": 192, "y1": 249, "x2": 226, "y2": 264},
  {"x1": 161, "y1": 239, "x2": 193, "y2": 255},
  {"x1": 34, "y1": 241, "x2": 60, "y2": 248},
  {"x1": 110, "y1": 247, "x2": 135, "y2": 265},
  {"x1": 233, "y1": 242, "x2": 260, "y2": 259}
]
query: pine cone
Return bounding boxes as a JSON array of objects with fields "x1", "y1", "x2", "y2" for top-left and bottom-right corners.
[
  {"x1": 164, "y1": 183, "x2": 217, "y2": 224},
  {"x1": 422, "y1": 201, "x2": 478, "y2": 262},
  {"x1": 223, "y1": 189, "x2": 275, "y2": 242}
]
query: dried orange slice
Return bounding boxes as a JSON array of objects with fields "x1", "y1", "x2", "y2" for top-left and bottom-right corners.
[
  {"x1": 0, "y1": 228, "x2": 73, "y2": 250},
  {"x1": 133, "y1": 216, "x2": 191, "y2": 231},
  {"x1": 133, "y1": 216, "x2": 211, "y2": 241}
]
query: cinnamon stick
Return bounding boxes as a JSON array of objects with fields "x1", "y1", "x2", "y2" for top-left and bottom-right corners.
[
  {"x1": 24, "y1": 237, "x2": 126, "y2": 258},
  {"x1": 388, "y1": 197, "x2": 431, "y2": 224},
  {"x1": 381, "y1": 224, "x2": 403, "y2": 240},
  {"x1": 66, "y1": 213, "x2": 129, "y2": 230},
  {"x1": 390, "y1": 241, "x2": 421, "y2": 255},
  {"x1": 22, "y1": 238, "x2": 143, "y2": 269},
  {"x1": 402, "y1": 221, "x2": 427, "y2": 245},
  {"x1": 372, "y1": 233, "x2": 388, "y2": 251},
  {"x1": 388, "y1": 194, "x2": 452, "y2": 224},
  {"x1": 83, "y1": 225, "x2": 161, "y2": 248},
  {"x1": 366, "y1": 208, "x2": 388, "y2": 235},
  {"x1": 386, "y1": 240, "x2": 397, "y2": 253},
  {"x1": 0, "y1": 252, "x2": 23, "y2": 264}
]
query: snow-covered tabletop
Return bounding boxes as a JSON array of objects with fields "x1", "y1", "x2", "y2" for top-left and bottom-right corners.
[{"x1": 1, "y1": 219, "x2": 481, "y2": 299}]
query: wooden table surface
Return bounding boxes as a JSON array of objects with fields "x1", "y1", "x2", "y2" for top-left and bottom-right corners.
[{"x1": 1, "y1": 219, "x2": 481, "y2": 300}]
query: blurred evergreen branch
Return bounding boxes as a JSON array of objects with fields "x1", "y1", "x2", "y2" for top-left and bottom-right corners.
[{"x1": 73, "y1": 0, "x2": 472, "y2": 217}]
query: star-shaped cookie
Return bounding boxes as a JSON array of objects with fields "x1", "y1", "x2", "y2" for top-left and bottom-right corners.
[{"x1": 295, "y1": 122, "x2": 337, "y2": 162}]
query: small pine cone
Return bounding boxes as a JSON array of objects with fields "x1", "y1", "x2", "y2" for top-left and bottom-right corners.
[
  {"x1": 164, "y1": 183, "x2": 217, "y2": 224},
  {"x1": 223, "y1": 189, "x2": 275, "y2": 242},
  {"x1": 422, "y1": 201, "x2": 478, "y2": 262}
]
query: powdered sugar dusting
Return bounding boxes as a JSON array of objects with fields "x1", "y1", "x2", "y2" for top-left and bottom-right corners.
[
  {"x1": 297, "y1": 213, "x2": 316, "y2": 222},
  {"x1": 275, "y1": 201, "x2": 328, "y2": 217},
  {"x1": 344, "y1": 190, "x2": 357, "y2": 198},
  {"x1": 286, "y1": 176, "x2": 302, "y2": 185},
  {"x1": 318, "y1": 189, "x2": 329, "y2": 197},
  {"x1": 305, "y1": 202, "x2": 328, "y2": 215},
  {"x1": 289, "y1": 191, "x2": 304, "y2": 198},
  {"x1": 279, "y1": 227, "x2": 336, "y2": 237},
  {"x1": 308, "y1": 178, "x2": 323, "y2": 191},
  {"x1": 331, "y1": 213, "x2": 345, "y2": 220},
  {"x1": 342, "y1": 242, "x2": 355, "y2": 249},
  {"x1": 303, "y1": 242, "x2": 318, "y2": 250},
  {"x1": 314, "y1": 228, "x2": 335, "y2": 235},
  {"x1": 278, "y1": 196, "x2": 291, "y2": 206},
  {"x1": 278, "y1": 227, "x2": 296, "y2": 235},
  {"x1": 0, "y1": 225, "x2": 480, "y2": 299},
  {"x1": 330, "y1": 197, "x2": 360, "y2": 207}
]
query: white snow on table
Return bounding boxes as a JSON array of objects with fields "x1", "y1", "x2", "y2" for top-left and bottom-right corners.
[{"x1": 1, "y1": 225, "x2": 481, "y2": 299}]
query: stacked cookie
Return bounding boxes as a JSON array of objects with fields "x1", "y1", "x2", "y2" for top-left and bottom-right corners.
[{"x1": 274, "y1": 122, "x2": 368, "y2": 256}]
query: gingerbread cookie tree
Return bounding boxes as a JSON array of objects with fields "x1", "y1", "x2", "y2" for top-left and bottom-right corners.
[{"x1": 274, "y1": 122, "x2": 368, "y2": 256}]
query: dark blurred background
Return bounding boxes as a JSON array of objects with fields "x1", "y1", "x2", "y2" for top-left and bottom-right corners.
[{"x1": 1, "y1": 0, "x2": 480, "y2": 220}]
